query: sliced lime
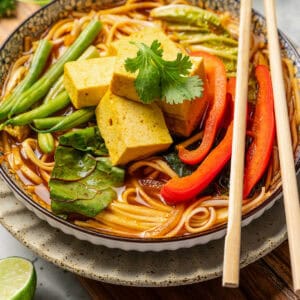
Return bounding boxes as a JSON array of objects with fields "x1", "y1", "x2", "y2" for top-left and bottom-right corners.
[{"x1": 0, "y1": 257, "x2": 37, "y2": 300}]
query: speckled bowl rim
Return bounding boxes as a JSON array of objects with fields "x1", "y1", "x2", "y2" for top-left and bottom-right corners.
[{"x1": 0, "y1": 0, "x2": 299, "y2": 245}]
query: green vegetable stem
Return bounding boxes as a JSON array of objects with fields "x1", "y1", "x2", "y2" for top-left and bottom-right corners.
[
  {"x1": 9, "y1": 19, "x2": 102, "y2": 117},
  {"x1": 36, "y1": 108, "x2": 95, "y2": 133},
  {"x1": 1, "y1": 91, "x2": 70, "y2": 128},
  {"x1": 44, "y1": 45, "x2": 100, "y2": 103},
  {"x1": 0, "y1": 0, "x2": 16, "y2": 17},
  {"x1": 33, "y1": 116, "x2": 65, "y2": 130},
  {"x1": 38, "y1": 132, "x2": 55, "y2": 154},
  {"x1": 0, "y1": 39, "x2": 53, "y2": 121}
]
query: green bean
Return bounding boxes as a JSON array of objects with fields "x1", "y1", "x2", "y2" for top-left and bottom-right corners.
[
  {"x1": 9, "y1": 19, "x2": 102, "y2": 117},
  {"x1": 2, "y1": 91, "x2": 70, "y2": 128},
  {"x1": 0, "y1": 39, "x2": 53, "y2": 121},
  {"x1": 77, "y1": 45, "x2": 101, "y2": 60},
  {"x1": 43, "y1": 77, "x2": 65, "y2": 104},
  {"x1": 38, "y1": 132, "x2": 55, "y2": 154},
  {"x1": 39, "y1": 108, "x2": 95, "y2": 133},
  {"x1": 33, "y1": 116, "x2": 65, "y2": 130},
  {"x1": 44, "y1": 46, "x2": 100, "y2": 103}
]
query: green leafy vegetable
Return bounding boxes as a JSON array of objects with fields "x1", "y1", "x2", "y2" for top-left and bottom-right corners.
[
  {"x1": 150, "y1": 4, "x2": 226, "y2": 34},
  {"x1": 125, "y1": 40, "x2": 203, "y2": 104},
  {"x1": 152, "y1": 4, "x2": 239, "y2": 76},
  {"x1": 178, "y1": 33, "x2": 238, "y2": 46},
  {"x1": 167, "y1": 24, "x2": 210, "y2": 33},
  {"x1": 51, "y1": 146, "x2": 97, "y2": 181},
  {"x1": 50, "y1": 146, "x2": 124, "y2": 218},
  {"x1": 0, "y1": 1, "x2": 52, "y2": 18},
  {"x1": 50, "y1": 183, "x2": 116, "y2": 218},
  {"x1": 164, "y1": 152, "x2": 196, "y2": 177},
  {"x1": 0, "y1": 0, "x2": 15, "y2": 17},
  {"x1": 59, "y1": 126, "x2": 108, "y2": 156}
]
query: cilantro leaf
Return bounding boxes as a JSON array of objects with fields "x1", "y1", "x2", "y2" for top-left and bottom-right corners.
[{"x1": 125, "y1": 40, "x2": 203, "y2": 104}]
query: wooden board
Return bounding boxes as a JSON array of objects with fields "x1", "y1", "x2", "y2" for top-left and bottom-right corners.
[
  {"x1": 77, "y1": 241, "x2": 299, "y2": 300},
  {"x1": 0, "y1": 3, "x2": 299, "y2": 299}
]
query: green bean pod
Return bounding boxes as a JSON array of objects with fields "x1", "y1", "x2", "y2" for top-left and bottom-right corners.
[
  {"x1": 9, "y1": 19, "x2": 102, "y2": 117},
  {"x1": 3, "y1": 91, "x2": 70, "y2": 127},
  {"x1": 33, "y1": 116, "x2": 65, "y2": 130},
  {"x1": 43, "y1": 77, "x2": 65, "y2": 104},
  {"x1": 0, "y1": 39, "x2": 53, "y2": 121},
  {"x1": 39, "y1": 108, "x2": 95, "y2": 133},
  {"x1": 44, "y1": 45, "x2": 100, "y2": 103},
  {"x1": 38, "y1": 132, "x2": 55, "y2": 154}
]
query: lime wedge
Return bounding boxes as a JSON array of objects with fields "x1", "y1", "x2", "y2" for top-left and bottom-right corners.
[{"x1": 0, "y1": 257, "x2": 37, "y2": 300}]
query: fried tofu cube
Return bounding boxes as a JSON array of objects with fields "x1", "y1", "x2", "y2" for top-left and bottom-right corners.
[
  {"x1": 158, "y1": 56, "x2": 208, "y2": 137},
  {"x1": 3, "y1": 125, "x2": 30, "y2": 142},
  {"x1": 96, "y1": 90, "x2": 173, "y2": 165},
  {"x1": 110, "y1": 28, "x2": 207, "y2": 136},
  {"x1": 64, "y1": 57, "x2": 116, "y2": 109},
  {"x1": 110, "y1": 27, "x2": 182, "y2": 102}
]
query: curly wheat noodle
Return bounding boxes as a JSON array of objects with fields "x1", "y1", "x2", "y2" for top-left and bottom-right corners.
[
  {"x1": 12, "y1": 146, "x2": 23, "y2": 168},
  {"x1": 0, "y1": 0, "x2": 299, "y2": 238},
  {"x1": 2, "y1": 54, "x2": 31, "y2": 98},
  {"x1": 21, "y1": 139, "x2": 54, "y2": 171}
]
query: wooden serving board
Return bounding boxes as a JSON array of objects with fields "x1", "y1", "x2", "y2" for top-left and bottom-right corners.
[
  {"x1": 77, "y1": 241, "x2": 298, "y2": 300},
  {"x1": 0, "y1": 3, "x2": 299, "y2": 300}
]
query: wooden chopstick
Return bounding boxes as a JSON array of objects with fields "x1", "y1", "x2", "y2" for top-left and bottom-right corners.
[
  {"x1": 264, "y1": 0, "x2": 300, "y2": 295},
  {"x1": 222, "y1": 0, "x2": 252, "y2": 288}
]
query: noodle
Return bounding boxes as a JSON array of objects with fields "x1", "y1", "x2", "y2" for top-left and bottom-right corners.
[{"x1": 0, "y1": 0, "x2": 299, "y2": 239}]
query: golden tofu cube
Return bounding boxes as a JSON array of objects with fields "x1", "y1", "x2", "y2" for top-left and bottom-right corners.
[
  {"x1": 158, "y1": 56, "x2": 208, "y2": 137},
  {"x1": 64, "y1": 57, "x2": 116, "y2": 109},
  {"x1": 3, "y1": 125, "x2": 30, "y2": 142},
  {"x1": 110, "y1": 28, "x2": 207, "y2": 136},
  {"x1": 110, "y1": 27, "x2": 182, "y2": 102},
  {"x1": 96, "y1": 90, "x2": 173, "y2": 165}
]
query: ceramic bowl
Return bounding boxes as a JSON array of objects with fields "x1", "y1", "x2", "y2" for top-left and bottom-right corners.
[{"x1": 0, "y1": 0, "x2": 299, "y2": 251}]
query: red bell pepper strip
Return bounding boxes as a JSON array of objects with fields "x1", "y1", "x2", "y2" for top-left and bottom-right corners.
[
  {"x1": 161, "y1": 79, "x2": 236, "y2": 205},
  {"x1": 243, "y1": 65, "x2": 275, "y2": 198},
  {"x1": 162, "y1": 122, "x2": 233, "y2": 204},
  {"x1": 178, "y1": 51, "x2": 227, "y2": 165}
]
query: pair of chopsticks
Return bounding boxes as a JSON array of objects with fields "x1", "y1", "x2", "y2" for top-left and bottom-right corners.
[{"x1": 222, "y1": 0, "x2": 300, "y2": 295}]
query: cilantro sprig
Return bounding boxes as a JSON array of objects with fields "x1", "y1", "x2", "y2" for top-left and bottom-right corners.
[{"x1": 125, "y1": 40, "x2": 203, "y2": 104}]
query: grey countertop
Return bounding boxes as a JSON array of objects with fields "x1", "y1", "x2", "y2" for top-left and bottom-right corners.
[
  {"x1": 0, "y1": 226, "x2": 90, "y2": 300},
  {"x1": 0, "y1": 1, "x2": 299, "y2": 299}
]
